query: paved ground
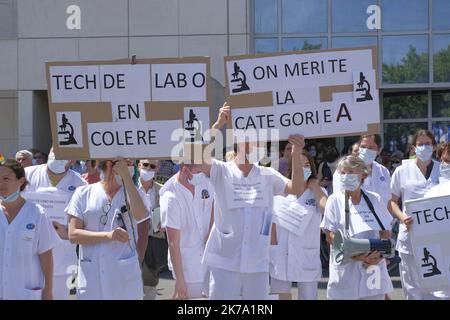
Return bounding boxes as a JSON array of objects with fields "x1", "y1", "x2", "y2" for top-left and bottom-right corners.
[{"x1": 154, "y1": 269, "x2": 405, "y2": 300}]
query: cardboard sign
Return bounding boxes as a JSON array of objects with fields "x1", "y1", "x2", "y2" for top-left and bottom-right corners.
[
  {"x1": 224, "y1": 46, "x2": 380, "y2": 141},
  {"x1": 46, "y1": 57, "x2": 211, "y2": 160},
  {"x1": 405, "y1": 195, "x2": 450, "y2": 292}
]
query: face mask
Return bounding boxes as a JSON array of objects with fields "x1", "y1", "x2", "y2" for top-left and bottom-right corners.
[
  {"x1": 440, "y1": 162, "x2": 450, "y2": 180},
  {"x1": 32, "y1": 159, "x2": 38, "y2": 166},
  {"x1": 246, "y1": 147, "x2": 265, "y2": 163},
  {"x1": 128, "y1": 166, "x2": 135, "y2": 178},
  {"x1": 340, "y1": 173, "x2": 360, "y2": 192},
  {"x1": 0, "y1": 187, "x2": 21, "y2": 203},
  {"x1": 358, "y1": 147, "x2": 378, "y2": 165},
  {"x1": 309, "y1": 149, "x2": 317, "y2": 158},
  {"x1": 140, "y1": 169, "x2": 155, "y2": 182},
  {"x1": 303, "y1": 167, "x2": 312, "y2": 181},
  {"x1": 47, "y1": 153, "x2": 69, "y2": 174},
  {"x1": 189, "y1": 172, "x2": 207, "y2": 186},
  {"x1": 415, "y1": 145, "x2": 433, "y2": 162},
  {"x1": 115, "y1": 174, "x2": 123, "y2": 186}
]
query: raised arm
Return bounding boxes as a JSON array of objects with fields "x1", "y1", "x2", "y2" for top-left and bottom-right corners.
[{"x1": 284, "y1": 135, "x2": 306, "y2": 195}]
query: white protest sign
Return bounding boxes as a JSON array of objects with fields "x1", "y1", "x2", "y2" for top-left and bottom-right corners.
[
  {"x1": 23, "y1": 191, "x2": 71, "y2": 226},
  {"x1": 46, "y1": 57, "x2": 211, "y2": 160},
  {"x1": 273, "y1": 195, "x2": 315, "y2": 236},
  {"x1": 226, "y1": 176, "x2": 269, "y2": 209},
  {"x1": 225, "y1": 46, "x2": 380, "y2": 141},
  {"x1": 405, "y1": 195, "x2": 450, "y2": 292}
]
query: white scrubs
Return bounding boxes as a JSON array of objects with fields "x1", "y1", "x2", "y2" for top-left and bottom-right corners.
[
  {"x1": 203, "y1": 159, "x2": 289, "y2": 300},
  {"x1": 333, "y1": 161, "x2": 391, "y2": 204},
  {"x1": 321, "y1": 191, "x2": 394, "y2": 300},
  {"x1": 0, "y1": 201, "x2": 59, "y2": 300},
  {"x1": 390, "y1": 159, "x2": 440, "y2": 300},
  {"x1": 66, "y1": 183, "x2": 145, "y2": 300},
  {"x1": 24, "y1": 164, "x2": 86, "y2": 300},
  {"x1": 269, "y1": 189, "x2": 325, "y2": 300},
  {"x1": 160, "y1": 178, "x2": 214, "y2": 298}
]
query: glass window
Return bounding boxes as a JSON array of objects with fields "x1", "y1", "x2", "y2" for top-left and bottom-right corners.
[
  {"x1": 282, "y1": 0, "x2": 327, "y2": 33},
  {"x1": 432, "y1": 121, "x2": 450, "y2": 144},
  {"x1": 255, "y1": 0, "x2": 278, "y2": 34},
  {"x1": 432, "y1": 90, "x2": 450, "y2": 118},
  {"x1": 255, "y1": 38, "x2": 278, "y2": 53},
  {"x1": 0, "y1": 0, "x2": 17, "y2": 39},
  {"x1": 381, "y1": 0, "x2": 428, "y2": 31},
  {"x1": 384, "y1": 122, "x2": 428, "y2": 154},
  {"x1": 383, "y1": 91, "x2": 428, "y2": 119},
  {"x1": 433, "y1": 0, "x2": 450, "y2": 30},
  {"x1": 433, "y1": 35, "x2": 450, "y2": 83},
  {"x1": 332, "y1": 36, "x2": 377, "y2": 49},
  {"x1": 332, "y1": 0, "x2": 377, "y2": 33},
  {"x1": 382, "y1": 35, "x2": 429, "y2": 84},
  {"x1": 282, "y1": 37, "x2": 327, "y2": 52}
]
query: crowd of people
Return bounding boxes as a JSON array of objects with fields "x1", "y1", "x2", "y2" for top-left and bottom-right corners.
[{"x1": 1, "y1": 104, "x2": 450, "y2": 300}]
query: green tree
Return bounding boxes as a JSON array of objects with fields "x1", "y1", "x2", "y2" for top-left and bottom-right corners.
[
  {"x1": 382, "y1": 46, "x2": 428, "y2": 84},
  {"x1": 434, "y1": 43, "x2": 450, "y2": 83}
]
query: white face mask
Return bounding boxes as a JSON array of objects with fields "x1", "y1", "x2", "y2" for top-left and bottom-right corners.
[
  {"x1": 246, "y1": 147, "x2": 265, "y2": 163},
  {"x1": 31, "y1": 158, "x2": 38, "y2": 166},
  {"x1": 188, "y1": 172, "x2": 207, "y2": 186},
  {"x1": 358, "y1": 147, "x2": 378, "y2": 165},
  {"x1": 415, "y1": 145, "x2": 433, "y2": 162},
  {"x1": 128, "y1": 166, "x2": 135, "y2": 178},
  {"x1": 303, "y1": 167, "x2": 312, "y2": 181},
  {"x1": 140, "y1": 169, "x2": 155, "y2": 182},
  {"x1": 440, "y1": 162, "x2": 450, "y2": 180},
  {"x1": 47, "y1": 153, "x2": 69, "y2": 174},
  {"x1": 340, "y1": 173, "x2": 360, "y2": 192},
  {"x1": 115, "y1": 174, "x2": 123, "y2": 186}
]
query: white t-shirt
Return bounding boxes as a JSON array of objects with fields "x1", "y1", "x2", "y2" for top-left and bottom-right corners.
[
  {"x1": 203, "y1": 159, "x2": 289, "y2": 273},
  {"x1": 0, "y1": 201, "x2": 59, "y2": 300},
  {"x1": 270, "y1": 188, "x2": 325, "y2": 282},
  {"x1": 65, "y1": 183, "x2": 144, "y2": 300},
  {"x1": 390, "y1": 159, "x2": 440, "y2": 254},
  {"x1": 333, "y1": 161, "x2": 391, "y2": 205},
  {"x1": 24, "y1": 165, "x2": 87, "y2": 277},
  {"x1": 320, "y1": 191, "x2": 393, "y2": 299},
  {"x1": 161, "y1": 178, "x2": 214, "y2": 283}
]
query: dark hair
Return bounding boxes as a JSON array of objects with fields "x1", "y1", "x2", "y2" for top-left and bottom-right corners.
[
  {"x1": 437, "y1": 142, "x2": 450, "y2": 160},
  {"x1": 324, "y1": 146, "x2": 340, "y2": 163},
  {"x1": 412, "y1": 129, "x2": 436, "y2": 146},
  {"x1": 286, "y1": 150, "x2": 318, "y2": 180},
  {"x1": 0, "y1": 159, "x2": 28, "y2": 191},
  {"x1": 359, "y1": 134, "x2": 382, "y2": 148}
]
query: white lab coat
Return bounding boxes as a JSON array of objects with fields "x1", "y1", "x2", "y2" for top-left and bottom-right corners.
[
  {"x1": 0, "y1": 201, "x2": 59, "y2": 300},
  {"x1": 160, "y1": 178, "x2": 214, "y2": 283},
  {"x1": 320, "y1": 191, "x2": 393, "y2": 299},
  {"x1": 390, "y1": 159, "x2": 440, "y2": 254},
  {"x1": 270, "y1": 189, "x2": 323, "y2": 283},
  {"x1": 203, "y1": 159, "x2": 289, "y2": 273},
  {"x1": 66, "y1": 183, "x2": 144, "y2": 300},
  {"x1": 425, "y1": 180, "x2": 450, "y2": 198},
  {"x1": 24, "y1": 164, "x2": 87, "y2": 278},
  {"x1": 333, "y1": 161, "x2": 391, "y2": 204}
]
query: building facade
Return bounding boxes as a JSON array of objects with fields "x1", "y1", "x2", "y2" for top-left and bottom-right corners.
[{"x1": 0, "y1": 0, "x2": 449, "y2": 158}]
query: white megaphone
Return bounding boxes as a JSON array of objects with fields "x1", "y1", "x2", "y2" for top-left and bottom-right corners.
[{"x1": 332, "y1": 229, "x2": 395, "y2": 265}]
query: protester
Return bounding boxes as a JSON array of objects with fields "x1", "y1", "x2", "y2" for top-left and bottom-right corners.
[
  {"x1": 15, "y1": 150, "x2": 33, "y2": 168},
  {"x1": 81, "y1": 160, "x2": 100, "y2": 184}
]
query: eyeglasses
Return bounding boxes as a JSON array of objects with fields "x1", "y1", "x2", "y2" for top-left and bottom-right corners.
[
  {"x1": 142, "y1": 163, "x2": 157, "y2": 170},
  {"x1": 100, "y1": 202, "x2": 111, "y2": 225}
]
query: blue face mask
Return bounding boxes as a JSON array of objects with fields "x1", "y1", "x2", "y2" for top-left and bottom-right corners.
[
  {"x1": 0, "y1": 187, "x2": 21, "y2": 203},
  {"x1": 303, "y1": 167, "x2": 312, "y2": 181}
]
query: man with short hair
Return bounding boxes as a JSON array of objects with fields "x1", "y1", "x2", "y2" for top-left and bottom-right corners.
[{"x1": 15, "y1": 150, "x2": 33, "y2": 167}]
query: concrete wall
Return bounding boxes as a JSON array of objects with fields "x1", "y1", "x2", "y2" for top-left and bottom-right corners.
[{"x1": 0, "y1": 0, "x2": 250, "y2": 153}]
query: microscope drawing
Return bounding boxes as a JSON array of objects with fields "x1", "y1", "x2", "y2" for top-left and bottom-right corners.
[
  {"x1": 185, "y1": 109, "x2": 203, "y2": 143},
  {"x1": 231, "y1": 62, "x2": 250, "y2": 93},
  {"x1": 57, "y1": 113, "x2": 77, "y2": 146},
  {"x1": 421, "y1": 247, "x2": 441, "y2": 278},
  {"x1": 355, "y1": 72, "x2": 373, "y2": 102}
]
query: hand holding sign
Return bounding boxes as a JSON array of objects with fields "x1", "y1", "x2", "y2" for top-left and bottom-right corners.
[
  {"x1": 213, "y1": 102, "x2": 231, "y2": 130},
  {"x1": 288, "y1": 134, "x2": 305, "y2": 155},
  {"x1": 402, "y1": 215, "x2": 414, "y2": 231},
  {"x1": 112, "y1": 158, "x2": 129, "y2": 180}
]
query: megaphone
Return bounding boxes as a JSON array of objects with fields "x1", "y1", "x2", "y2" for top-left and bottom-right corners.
[{"x1": 332, "y1": 229, "x2": 395, "y2": 265}]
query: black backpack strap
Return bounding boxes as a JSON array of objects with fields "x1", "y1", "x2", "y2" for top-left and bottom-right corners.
[{"x1": 360, "y1": 190, "x2": 386, "y2": 231}]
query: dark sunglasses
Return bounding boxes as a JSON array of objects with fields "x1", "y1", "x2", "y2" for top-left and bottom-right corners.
[{"x1": 142, "y1": 163, "x2": 157, "y2": 169}]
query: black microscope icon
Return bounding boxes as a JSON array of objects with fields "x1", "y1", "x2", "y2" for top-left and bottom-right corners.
[
  {"x1": 421, "y1": 247, "x2": 442, "y2": 278},
  {"x1": 231, "y1": 62, "x2": 250, "y2": 93},
  {"x1": 355, "y1": 72, "x2": 373, "y2": 102},
  {"x1": 57, "y1": 113, "x2": 77, "y2": 146},
  {"x1": 185, "y1": 109, "x2": 203, "y2": 143}
]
